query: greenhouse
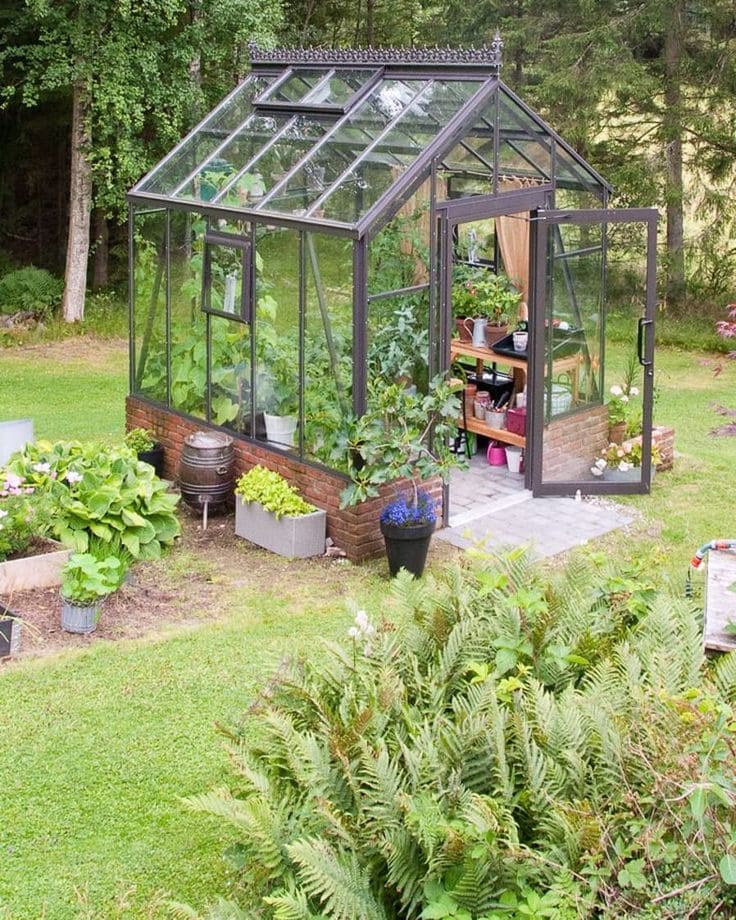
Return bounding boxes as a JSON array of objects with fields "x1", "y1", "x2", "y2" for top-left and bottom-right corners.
[{"x1": 127, "y1": 39, "x2": 658, "y2": 535}]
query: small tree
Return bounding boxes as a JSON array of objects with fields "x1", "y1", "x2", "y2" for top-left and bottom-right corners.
[{"x1": 339, "y1": 376, "x2": 466, "y2": 508}]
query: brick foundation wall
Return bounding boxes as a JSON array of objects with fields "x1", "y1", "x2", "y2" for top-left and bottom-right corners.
[
  {"x1": 652, "y1": 426, "x2": 675, "y2": 471},
  {"x1": 126, "y1": 396, "x2": 442, "y2": 562},
  {"x1": 542, "y1": 404, "x2": 609, "y2": 481}
]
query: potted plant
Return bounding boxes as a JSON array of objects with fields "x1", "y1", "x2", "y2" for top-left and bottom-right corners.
[
  {"x1": 607, "y1": 354, "x2": 643, "y2": 444},
  {"x1": 341, "y1": 375, "x2": 465, "y2": 578},
  {"x1": 0, "y1": 602, "x2": 21, "y2": 658},
  {"x1": 474, "y1": 274, "x2": 521, "y2": 347},
  {"x1": 234, "y1": 465, "x2": 326, "y2": 558},
  {"x1": 258, "y1": 334, "x2": 298, "y2": 449},
  {"x1": 59, "y1": 552, "x2": 123, "y2": 634},
  {"x1": 591, "y1": 441, "x2": 661, "y2": 483},
  {"x1": 125, "y1": 427, "x2": 164, "y2": 477},
  {"x1": 380, "y1": 490, "x2": 438, "y2": 577}
]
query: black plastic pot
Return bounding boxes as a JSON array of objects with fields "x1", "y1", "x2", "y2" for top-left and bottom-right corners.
[
  {"x1": 138, "y1": 443, "x2": 164, "y2": 478},
  {"x1": 0, "y1": 603, "x2": 21, "y2": 658},
  {"x1": 380, "y1": 520, "x2": 435, "y2": 578}
]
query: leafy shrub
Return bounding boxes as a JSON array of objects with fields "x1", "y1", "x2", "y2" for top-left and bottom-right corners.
[
  {"x1": 2, "y1": 440, "x2": 180, "y2": 559},
  {"x1": 235, "y1": 466, "x2": 315, "y2": 519},
  {"x1": 125, "y1": 427, "x2": 157, "y2": 453},
  {"x1": 0, "y1": 494, "x2": 39, "y2": 562},
  {"x1": 189, "y1": 551, "x2": 736, "y2": 919},
  {"x1": 61, "y1": 552, "x2": 122, "y2": 606},
  {"x1": 0, "y1": 266, "x2": 64, "y2": 316}
]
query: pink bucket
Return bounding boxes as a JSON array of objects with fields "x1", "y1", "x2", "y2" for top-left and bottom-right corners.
[{"x1": 486, "y1": 440, "x2": 507, "y2": 466}]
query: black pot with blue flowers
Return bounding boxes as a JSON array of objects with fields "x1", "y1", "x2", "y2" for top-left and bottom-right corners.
[{"x1": 379, "y1": 490, "x2": 437, "y2": 578}]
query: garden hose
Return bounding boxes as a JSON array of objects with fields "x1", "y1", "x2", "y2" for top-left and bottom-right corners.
[{"x1": 686, "y1": 540, "x2": 736, "y2": 598}]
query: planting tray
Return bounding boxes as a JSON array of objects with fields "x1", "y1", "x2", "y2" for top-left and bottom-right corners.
[
  {"x1": 491, "y1": 326, "x2": 584, "y2": 362},
  {"x1": 235, "y1": 497, "x2": 326, "y2": 558},
  {"x1": 0, "y1": 539, "x2": 70, "y2": 594}
]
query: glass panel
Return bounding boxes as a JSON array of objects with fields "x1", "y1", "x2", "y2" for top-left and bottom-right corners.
[
  {"x1": 140, "y1": 76, "x2": 271, "y2": 196},
  {"x1": 177, "y1": 113, "x2": 289, "y2": 202},
  {"x1": 260, "y1": 69, "x2": 326, "y2": 103},
  {"x1": 208, "y1": 316, "x2": 252, "y2": 430},
  {"x1": 169, "y1": 212, "x2": 206, "y2": 418},
  {"x1": 203, "y1": 236, "x2": 250, "y2": 321},
  {"x1": 304, "y1": 69, "x2": 377, "y2": 105},
  {"x1": 254, "y1": 226, "x2": 300, "y2": 450},
  {"x1": 368, "y1": 290, "x2": 430, "y2": 398},
  {"x1": 215, "y1": 115, "x2": 334, "y2": 208},
  {"x1": 555, "y1": 148, "x2": 605, "y2": 202},
  {"x1": 259, "y1": 79, "x2": 427, "y2": 215},
  {"x1": 319, "y1": 79, "x2": 484, "y2": 223},
  {"x1": 368, "y1": 183, "x2": 431, "y2": 296},
  {"x1": 132, "y1": 208, "x2": 167, "y2": 403},
  {"x1": 303, "y1": 234, "x2": 353, "y2": 468},
  {"x1": 540, "y1": 219, "x2": 651, "y2": 488}
]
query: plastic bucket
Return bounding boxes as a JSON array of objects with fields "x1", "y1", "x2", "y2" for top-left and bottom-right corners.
[
  {"x1": 264, "y1": 413, "x2": 297, "y2": 449},
  {"x1": 506, "y1": 446, "x2": 523, "y2": 473}
]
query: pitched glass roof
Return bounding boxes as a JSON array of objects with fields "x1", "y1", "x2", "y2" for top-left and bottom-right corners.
[{"x1": 131, "y1": 54, "x2": 610, "y2": 235}]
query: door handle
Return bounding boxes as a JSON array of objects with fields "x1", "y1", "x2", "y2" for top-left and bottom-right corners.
[{"x1": 637, "y1": 317, "x2": 653, "y2": 367}]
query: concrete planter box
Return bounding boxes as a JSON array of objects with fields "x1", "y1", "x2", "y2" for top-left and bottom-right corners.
[
  {"x1": 0, "y1": 540, "x2": 71, "y2": 593},
  {"x1": 0, "y1": 418, "x2": 33, "y2": 466},
  {"x1": 235, "y1": 497, "x2": 326, "y2": 558}
]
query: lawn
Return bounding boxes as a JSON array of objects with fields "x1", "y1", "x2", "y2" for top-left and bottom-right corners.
[{"x1": 1, "y1": 333, "x2": 735, "y2": 917}]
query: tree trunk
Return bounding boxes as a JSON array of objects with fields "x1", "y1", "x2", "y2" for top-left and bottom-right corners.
[
  {"x1": 92, "y1": 209, "x2": 108, "y2": 290},
  {"x1": 61, "y1": 81, "x2": 92, "y2": 323},
  {"x1": 663, "y1": 0, "x2": 686, "y2": 305}
]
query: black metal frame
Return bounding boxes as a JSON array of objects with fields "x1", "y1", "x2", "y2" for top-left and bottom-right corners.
[
  {"x1": 529, "y1": 207, "x2": 658, "y2": 497},
  {"x1": 200, "y1": 230, "x2": 254, "y2": 324}
]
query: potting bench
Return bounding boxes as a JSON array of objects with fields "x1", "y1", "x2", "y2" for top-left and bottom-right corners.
[{"x1": 450, "y1": 341, "x2": 581, "y2": 448}]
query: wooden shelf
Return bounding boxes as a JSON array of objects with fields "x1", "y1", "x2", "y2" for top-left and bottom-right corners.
[
  {"x1": 450, "y1": 341, "x2": 528, "y2": 371},
  {"x1": 458, "y1": 414, "x2": 525, "y2": 448}
]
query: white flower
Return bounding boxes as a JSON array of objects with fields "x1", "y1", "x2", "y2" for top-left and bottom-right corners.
[
  {"x1": 610, "y1": 385, "x2": 623, "y2": 397},
  {"x1": 630, "y1": 386, "x2": 639, "y2": 396},
  {"x1": 355, "y1": 610, "x2": 369, "y2": 630},
  {"x1": 0, "y1": 509, "x2": 7, "y2": 519},
  {"x1": 620, "y1": 394, "x2": 629, "y2": 403},
  {"x1": 65, "y1": 470, "x2": 83, "y2": 484},
  {"x1": 618, "y1": 461, "x2": 632, "y2": 472},
  {"x1": 33, "y1": 462, "x2": 51, "y2": 473},
  {"x1": 348, "y1": 626, "x2": 360, "y2": 639},
  {"x1": 595, "y1": 458, "x2": 607, "y2": 470},
  {"x1": 591, "y1": 466, "x2": 604, "y2": 477}
]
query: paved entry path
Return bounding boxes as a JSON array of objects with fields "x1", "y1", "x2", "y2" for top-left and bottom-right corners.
[{"x1": 438, "y1": 460, "x2": 636, "y2": 559}]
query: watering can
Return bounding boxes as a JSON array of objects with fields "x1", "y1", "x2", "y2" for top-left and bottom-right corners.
[{"x1": 471, "y1": 317, "x2": 487, "y2": 347}]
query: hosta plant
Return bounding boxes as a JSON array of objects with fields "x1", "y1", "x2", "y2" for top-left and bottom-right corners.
[
  {"x1": 2, "y1": 441, "x2": 180, "y2": 559},
  {"x1": 187, "y1": 549, "x2": 736, "y2": 919}
]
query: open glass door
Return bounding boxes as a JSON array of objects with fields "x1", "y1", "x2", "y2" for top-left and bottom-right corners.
[{"x1": 529, "y1": 208, "x2": 657, "y2": 495}]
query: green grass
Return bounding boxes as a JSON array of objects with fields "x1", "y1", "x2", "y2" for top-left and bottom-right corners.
[
  {"x1": 0, "y1": 291, "x2": 129, "y2": 349},
  {"x1": 1, "y1": 335, "x2": 735, "y2": 916},
  {"x1": 0, "y1": 340, "x2": 127, "y2": 441},
  {"x1": 0, "y1": 580, "x2": 390, "y2": 919}
]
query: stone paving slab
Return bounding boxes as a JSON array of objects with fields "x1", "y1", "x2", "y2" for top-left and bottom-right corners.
[{"x1": 438, "y1": 494, "x2": 635, "y2": 559}]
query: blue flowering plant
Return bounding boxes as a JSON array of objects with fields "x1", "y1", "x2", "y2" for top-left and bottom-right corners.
[{"x1": 380, "y1": 490, "x2": 437, "y2": 529}]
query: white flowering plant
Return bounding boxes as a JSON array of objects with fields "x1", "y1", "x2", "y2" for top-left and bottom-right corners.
[
  {"x1": 607, "y1": 353, "x2": 643, "y2": 435},
  {"x1": 591, "y1": 440, "x2": 662, "y2": 476}
]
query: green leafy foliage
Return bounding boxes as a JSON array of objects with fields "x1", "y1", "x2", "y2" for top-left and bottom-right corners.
[
  {"x1": 125, "y1": 427, "x2": 157, "y2": 453},
  {"x1": 2, "y1": 440, "x2": 180, "y2": 559},
  {"x1": 0, "y1": 493, "x2": 49, "y2": 562},
  {"x1": 190, "y1": 550, "x2": 736, "y2": 918},
  {"x1": 235, "y1": 466, "x2": 315, "y2": 519},
  {"x1": 0, "y1": 266, "x2": 64, "y2": 316},
  {"x1": 339, "y1": 376, "x2": 466, "y2": 507},
  {"x1": 60, "y1": 552, "x2": 122, "y2": 606}
]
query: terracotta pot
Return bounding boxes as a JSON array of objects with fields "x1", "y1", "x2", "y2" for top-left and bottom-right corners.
[
  {"x1": 455, "y1": 316, "x2": 473, "y2": 343},
  {"x1": 608, "y1": 421, "x2": 627, "y2": 445},
  {"x1": 463, "y1": 384, "x2": 477, "y2": 419},
  {"x1": 485, "y1": 323, "x2": 509, "y2": 347}
]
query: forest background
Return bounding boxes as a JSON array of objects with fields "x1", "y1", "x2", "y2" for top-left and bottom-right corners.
[{"x1": 0, "y1": 0, "x2": 734, "y2": 324}]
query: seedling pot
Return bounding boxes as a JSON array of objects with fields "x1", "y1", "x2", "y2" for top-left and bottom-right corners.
[{"x1": 61, "y1": 599, "x2": 100, "y2": 635}]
